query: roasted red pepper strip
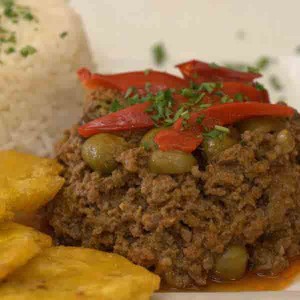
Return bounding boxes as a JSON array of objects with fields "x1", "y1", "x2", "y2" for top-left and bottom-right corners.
[
  {"x1": 220, "y1": 82, "x2": 269, "y2": 103},
  {"x1": 78, "y1": 102, "x2": 154, "y2": 138},
  {"x1": 156, "y1": 103, "x2": 295, "y2": 152},
  {"x1": 155, "y1": 128, "x2": 203, "y2": 152},
  {"x1": 176, "y1": 60, "x2": 261, "y2": 83},
  {"x1": 199, "y1": 82, "x2": 269, "y2": 104},
  {"x1": 78, "y1": 68, "x2": 120, "y2": 90},
  {"x1": 78, "y1": 68, "x2": 189, "y2": 94}
]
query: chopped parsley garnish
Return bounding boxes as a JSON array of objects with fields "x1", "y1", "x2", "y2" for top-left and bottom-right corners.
[
  {"x1": 199, "y1": 103, "x2": 212, "y2": 109},
  {"x1": 0, "y1": 1, "x2": 39, "y2": 59},
  {"x1": 0, "y1": 0, "x2": 38, "y2": 23},
  {"x1": 20, "y1": 45, "x2": 37, "y2": 57},
  {"x1": 247, "y1": 66, "x2": 260, "y2": 74},
  {"x1": 214, "y1": 125, "x2": 230, "y2": 133},
  {"x1": 234, "y1": 93, "x2": 244, "y2": 102},
  {"x1": 255, "y1": 56, "x2": 273, "y2": 71},
  {"x1": 269, "y1": 75, "x2": 283, "y2": 91},
  {"x1": 149, "y1": 89, "x2": 174, "y2": 123},
  {"x1": 203, "y1": 129, "x2": 223, "y2": 139},
  {"x1": 109, "y1": 99, "x2": 124, "y2": 112},
  {"x1": 220, "y1": 95, "x2": 234, "y2": 103},
  {"x1": 5, "y1": 46, "x2": 14, "y2": 54},
  {"x1": 151, "y1": 42, "x2": 167, "y2": 66},
  {"x1": 253, "y1": 82, "x2": 266, "y2": 91},
  {"x1": 181, "y1": 88, "x2": 195, "y2": 98},
  {"x1": 199, "y1": 82, "x2": 217, "y2": 94},
  {"x1": 60, "y1": 31, "x2": 68, "y2": 39},
  {"x1": 214, "y1": 90, "x2": 224, "y2": 97},
  {"x1": 141, "y1": 141, "x2": 151, "y2": 151},
  {"x1": 196, "y1": 115, "x2": 205, "y2": 124},
  {"x1": 203, "y1": 126, "x2": 229, "y2": 140}
]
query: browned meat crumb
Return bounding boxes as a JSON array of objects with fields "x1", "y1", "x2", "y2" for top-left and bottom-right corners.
[{"x1": 46, "y1": 88, "x2": 300, "y2": 289}]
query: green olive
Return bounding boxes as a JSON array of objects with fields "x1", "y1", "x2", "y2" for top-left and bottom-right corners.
[
  {"x1": 140, "y1": 128, "x2": 163, "y2": 150},
  {"x1": 82, "y1": 133, "x2": 128, "y2": 174},
  {"x1": 149, "y1": 150, "x2": 197, "y2": 174},
  {"x1": 237, "y1": 117, "x2": 285, "y2": 133},
  {"x1": 203, "y1": 134, "x2": 238, "y2": 161},
  {"x1": 215, "y1": 245, "x2": 249, "y2": 281},
  {"x1": 276, "y1": 129, "x2": 295, "y2": 154}
]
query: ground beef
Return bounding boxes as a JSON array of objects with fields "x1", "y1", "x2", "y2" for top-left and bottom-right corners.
[{"x1": 47, "y1": 88, "x2": 300, "y2": 288}]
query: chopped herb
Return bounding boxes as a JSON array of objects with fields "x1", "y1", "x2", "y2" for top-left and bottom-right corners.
[
  {"x1": 0, "y1": 0, "x2": 38, "y2": 23},
  {"x1": 220, "y1": 95, "x2": 234, "y2": 104},
  {"x1": 181, "y1": 88, "x2": 195, "y2": 98},
  {"x1": 141, "y1": 141, "x2": 151, "y2": 151},
  {"x1": 215, "y1": 125, "x2": 230, "y2": 133},
  {"x1": 247, "y1": 66, "x2": 260, "y2": 74},
  {"x1": 4, "y1": 6, "x2": 17, "y2": 18},
  {"x1": 60, "y1": 31, "x2": 68, "y2": 39},
  {"x1": 149, "y1": 89, "x2": 174, "y2": 124},
  {"x1": 203, "y1": 129, "x2": 223, "y2": 139},
  {"x1": 20, "y1": 45, "x2": 37, "y2": 57},
  {"x1": 255, "y1": 56, "x2": 273, "y2": 71},
  {"x1": 5, "y1": 46, "x2": 15, "y2": 54},
  {"x1": 127, "y1": 94, "x2": 140, "y2": 105},
  {"x1": 234, "y1": 93, "x2": 244, "y2": 102},
  {"x1": 215, "y1": 90, "x2": 224, "y2": 97},
  {"x1": 269, "y1": 75, "x2": 283, "y2": 91},
  {"x1": 253, "y1": 82, "x2": 266, "y2": 91},
  {"x1": 23, "y1": 11, "x2": 34, "y2": 21},
  {"x1": 199, "y1": 103, "x2": 212, "y2": 109},
  {"x1": 196, "y1": 115, "x2": 205, "y2": 124},
  {"x1": 209, "y1": 62, "x2": 219, "y2": 69},
  {"x1": 109, "y1": 99, "x2": 124, "y2": 112},
  {"x1": 0, "y1": 0, "x2": 14, "y2": 7},
  {"x1": 199, "y1": 82, "x2": 216, "y2": 94},
  {"x1": 181, "y1": 110, "x2": 190, "y2": 120},
  {"x1": 151, "y1": 42, "x2": 167, "y2": 66}
]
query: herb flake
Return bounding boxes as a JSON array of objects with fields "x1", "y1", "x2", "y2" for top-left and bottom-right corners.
[
  {"x1": 20, "y1": 45, "x2": 37, "y2": 57},
  {"x1": 269, "y1": 75, "x2": 283, "y2": 91},
  {"x1": 151, "y1": 42, "x2": 167, "y2": 66},
  {"x1": 109, "y1": 99, "x2": 124, "y2": 112},
  {"x1": 60, "y1": 31, "x2": 68, "y2": 39}
]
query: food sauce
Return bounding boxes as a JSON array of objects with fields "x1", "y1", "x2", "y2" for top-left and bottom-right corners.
[
  {"x1": 205, "y1": 260, "x2": 300, "y2": 292},
  {"x1": 162, "y1": 259, "x2": 300, "y2": 292}
]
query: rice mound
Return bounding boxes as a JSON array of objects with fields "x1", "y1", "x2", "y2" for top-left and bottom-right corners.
[{"x1": 0, "y1": 0, "x2": 94, "y2": 156}]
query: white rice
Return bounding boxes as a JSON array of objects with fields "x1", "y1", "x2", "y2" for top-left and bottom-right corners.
[{"x1": 0, "y1": 0, "x2": 94, "y2": 156}]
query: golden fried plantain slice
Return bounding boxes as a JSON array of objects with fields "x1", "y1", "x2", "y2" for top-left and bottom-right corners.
[
  {"x1": 0, "y1": 151, "x2": 64, "y2": 221},
  {"x1": 0, "y1": 222, "x2": 52, "y2": 281},
  {"x1": 0, "y1": 246, "x2": 160, "y2": 300}
]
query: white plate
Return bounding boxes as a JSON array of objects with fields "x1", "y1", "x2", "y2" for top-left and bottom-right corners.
[{"x1": 70, "y1": 0, "x2": 300, "y2": 298}]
